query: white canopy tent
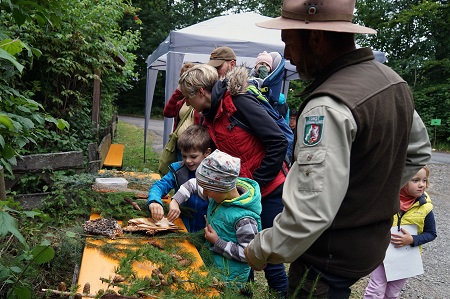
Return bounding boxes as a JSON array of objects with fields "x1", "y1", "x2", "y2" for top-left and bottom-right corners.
[{"x1": 144, "y1": 12, "x2": 386, "y2": 159}]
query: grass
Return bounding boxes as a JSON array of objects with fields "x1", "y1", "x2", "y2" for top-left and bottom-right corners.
[
  {"x1": 114, "y1": 120, "x2": 160, "y2": 172},
  {"x1": 433, "y1": 141, "x2": 450, "y2": 152},
  {"x1": 112, "y1": 120, "x2": 374, "y2": 298}
]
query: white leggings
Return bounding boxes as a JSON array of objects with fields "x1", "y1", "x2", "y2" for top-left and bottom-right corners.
[{"x1": 364, "y1": 264, "x2": 407, "y2": 299}]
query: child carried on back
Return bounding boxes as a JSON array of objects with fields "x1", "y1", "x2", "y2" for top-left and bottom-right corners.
[
  {"x1": 252, "y1": 51, "x2": 273, "y2": 79},
  {"x1": 249, "y1": 51, "x2": 289, "y2": 121}
]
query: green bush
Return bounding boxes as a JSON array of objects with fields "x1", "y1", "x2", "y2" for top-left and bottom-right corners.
[{"x1": 0, "y1": 0, "x2": 141, "y2": 174}]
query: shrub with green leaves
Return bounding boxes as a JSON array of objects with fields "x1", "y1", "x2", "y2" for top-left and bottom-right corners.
[
  {"x1": 0, "y1": 200, "x2": 55, "y2": 299},
  {"x1": 0, "y1": 0, "x2": 141, "y2": 174}
]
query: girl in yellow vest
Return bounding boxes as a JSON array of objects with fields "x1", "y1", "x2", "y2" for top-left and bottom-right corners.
[{"x1": 364, "y1": 166, "x2": 437, "y2": 298}]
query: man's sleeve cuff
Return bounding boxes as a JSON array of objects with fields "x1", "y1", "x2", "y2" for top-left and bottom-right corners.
[{"x1": 246, "y1": 241, "x2": 267, "y2": 270}]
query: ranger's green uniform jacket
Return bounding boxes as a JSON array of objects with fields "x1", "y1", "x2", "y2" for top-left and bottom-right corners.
[{"x1": 246, "y1": 48, "x2": 432, "y2": 279}]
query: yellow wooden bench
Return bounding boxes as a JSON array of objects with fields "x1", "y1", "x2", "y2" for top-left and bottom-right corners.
[{"x1": 103, "y1": 143, "x2": 124, "y2": 168}]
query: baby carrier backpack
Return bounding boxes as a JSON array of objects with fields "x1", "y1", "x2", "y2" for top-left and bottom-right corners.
[
  {"x1": 243, "y1": 52, "x2": 294, "y2": 165},
  {"x1": 249, "y1": 52, "x2": 289, "y2": 119},
  {"x1": 243, "y1": 85, "x2": 294, "y2": 166}
]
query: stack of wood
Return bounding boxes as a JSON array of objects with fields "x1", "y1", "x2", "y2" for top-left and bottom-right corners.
[
  {"x1": 122, "y1": 217, "x2": 180, "y2": 235},
  {"x1": 82, "y1": 218, "x2": 123, "y2": 239}
]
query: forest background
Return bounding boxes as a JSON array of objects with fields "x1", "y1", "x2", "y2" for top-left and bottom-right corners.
[
  {"x1": 1, "y1": 0, "x2": 449, "y2": 176},
  {"x1": 0, "y1": 0, "x2": 449, "y2": 298}
]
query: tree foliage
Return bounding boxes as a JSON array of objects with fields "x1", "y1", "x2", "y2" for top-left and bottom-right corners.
[
  {"x1": 0, "y1": 0, "x2": 141, "y2": 173},
  {"x1": 0, "y1": 0, "x2": 70, "y2": 174},
  {"x1": 355, "y1": 0, "x2": 450, "y2": 143}
]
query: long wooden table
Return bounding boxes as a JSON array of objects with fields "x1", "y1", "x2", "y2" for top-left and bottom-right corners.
[
  {"x1": 77, "y1": 213, "x2": 208, "y2": 298},
  {"x1": 76, "y1": 171, "x2": 219, "y2": 298}
]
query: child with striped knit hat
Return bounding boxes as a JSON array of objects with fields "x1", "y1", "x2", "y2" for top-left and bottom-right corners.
[{"x1": 172, "y1": 149, "x2": 262, "y2": 291}]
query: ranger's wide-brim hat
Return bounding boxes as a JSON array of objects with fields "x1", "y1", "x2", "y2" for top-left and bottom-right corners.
[{"x1": 256, "y1": 0, "x2": 376, "y2": 34}]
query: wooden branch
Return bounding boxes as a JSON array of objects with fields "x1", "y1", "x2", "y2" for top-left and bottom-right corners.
[
  {"x1": 41, "y1": 289, "x2": 95, "y2": 298},
  {"x1": 97, "y1": 278, "x2": 159, "y2": 298},
  {"x1": 101, "y1": 293, "x2": 157, "y2": 299},
  {"x1": 123, "y1": 197, "x2": 141, "y2": 211},
  {"x1": 99, "y1": 277, "x2": 127, "y2": 288}
]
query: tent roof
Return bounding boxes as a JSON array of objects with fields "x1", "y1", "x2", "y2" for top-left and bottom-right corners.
[
  {"x1": 143, "y1": 12, "x2": 386, "y2": 160},
  {"x1": 146, "y1": 12, "x2": 386, "y2": 74},
  {"x1": 147, "y1": 13, "x2": 286, "y2": 65},
  {"x1": 146, "y1": 12, "x2": 300, "y2": 81}
]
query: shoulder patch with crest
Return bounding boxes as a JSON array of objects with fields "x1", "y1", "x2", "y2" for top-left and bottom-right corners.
[{"x1": 303, "y1": 116, "x2": 324, "y2": 146}]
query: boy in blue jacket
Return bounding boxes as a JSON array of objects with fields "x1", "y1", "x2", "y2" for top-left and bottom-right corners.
[{"x1": 147, "y1": 124, "x2": 212, "y2": 232}]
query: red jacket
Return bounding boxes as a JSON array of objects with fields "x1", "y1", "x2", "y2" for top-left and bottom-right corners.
[{"x1": 202, "y1": 81, "x2": 287, "y2": 198}]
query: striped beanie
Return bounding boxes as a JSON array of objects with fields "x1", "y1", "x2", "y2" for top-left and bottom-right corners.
[{"x1": 196, "y1": 149, "x2": 240, "y2": 192}]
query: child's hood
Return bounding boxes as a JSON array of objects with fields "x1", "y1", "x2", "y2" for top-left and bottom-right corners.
[
  {"x1": 225, "y1": 66, "x2": 250, "y2": 96},
  {"x1": 223, "y1": 177, "x2": 262, "y2": 215}
]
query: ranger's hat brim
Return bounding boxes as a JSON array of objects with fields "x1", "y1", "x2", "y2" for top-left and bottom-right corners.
[{"x1": 256, "y1": 0, "x2": 376, "y2": 34}]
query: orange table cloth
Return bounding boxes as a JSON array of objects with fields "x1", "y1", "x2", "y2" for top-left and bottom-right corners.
[{"x1": 77, "y1": 214, "x2": 207, "y2": 298}]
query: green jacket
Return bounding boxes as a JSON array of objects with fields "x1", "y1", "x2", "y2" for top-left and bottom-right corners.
[{"x1": 207, "y1": 177, "x2": 261, "y2": 285}]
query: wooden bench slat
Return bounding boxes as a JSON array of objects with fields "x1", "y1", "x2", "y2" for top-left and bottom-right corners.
[
  {"x1": 103, "y1": 144, "x2": 124, "y2": 168},
  {"x1": 12, "y1": 151, "x2": 84, "y2": 172},
  {"x1": 97, "y1": 133, "x2": 112, "y2": 168}
]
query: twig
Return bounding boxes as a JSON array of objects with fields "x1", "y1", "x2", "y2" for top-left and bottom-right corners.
[
  {"x1": 0, "y1": 235, "x2": 14, "y2": 257},
  {"x1": 99, "y1": 277, "x2": 127, "y2": 288},
  {"x1": 135, "y1": 291, "x2": 159, "y2": 298},
  {"x1": 97, "y1": 279, "x2": 159, "y2": 298},
  {"x1": 41, "y1": 288, "x2": 95, "y2": 298},
  {"x1": 123, "y1": 197, "x2": 141, "y2": 210}
]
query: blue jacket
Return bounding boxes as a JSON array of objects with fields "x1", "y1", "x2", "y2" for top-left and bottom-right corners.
[{"x1": 147, "y1": 161, "x2": 208, "y2": 232}]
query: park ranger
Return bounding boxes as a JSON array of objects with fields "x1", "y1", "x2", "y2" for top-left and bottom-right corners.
[{"x1": 244, "y1": 0, "x2": 432, "y2": 298}]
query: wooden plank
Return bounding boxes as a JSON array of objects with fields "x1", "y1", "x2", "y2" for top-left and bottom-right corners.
[
  {"x1": 6, "y1": 151, "x2": 84, "y2": 189},
  {"x1": 0, "y1": 166, "x2": 5, "y2": 200},
  {"x1": 111, "y1": 120, "x2": 117, "y2": 137},
  {"x1": 103, "y1": 144, "x2": 124, "y2": 168},
  {"x1": 87, "y1": 142, "x2": 98, "y2": 162},
  {"x1": 92, "y1": 69, "x2": 102, "y2": 130},
  {"x1": 111, "y1": 112, "x2": 118, "y2": 137},
  {"x1": 14, "y1": 192, "x2": 52, "y2": 209},
  {"x1": 12, "y1": 151, "x2": 84, "y2": 173},
  {"x1": 97, "y1": 133, "x2": 112, "y2": 167},
  {"x1": 88, "y1": 160, "x2": 101, "y2": 174}
]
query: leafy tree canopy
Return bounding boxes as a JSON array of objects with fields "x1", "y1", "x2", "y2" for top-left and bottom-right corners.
[
  {"x1": 0, "y1": 0, "x2": 141, "y2": 173},
  {"x1": 356, "y1": 0, "x2": 450, "y2": 142}
]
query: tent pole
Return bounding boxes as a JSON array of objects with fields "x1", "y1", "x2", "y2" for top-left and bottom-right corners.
[{"x1": 144, "y1": 68, "x2": 158, "y2": 162}]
